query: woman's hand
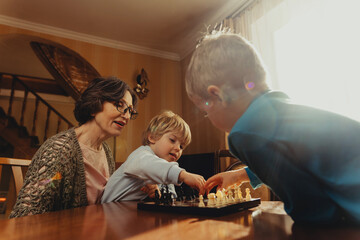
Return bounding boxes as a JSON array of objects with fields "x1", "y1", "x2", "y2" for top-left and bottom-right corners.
[
  {"x1": 204, "y1": 168, "x2": 249, "y2": 194},
  {"x1": 179, "y1": 171, "x2": 206, "y2": 195},
  {"x1": 141, "y1": 184, "x2": 160, "y2": 198}
]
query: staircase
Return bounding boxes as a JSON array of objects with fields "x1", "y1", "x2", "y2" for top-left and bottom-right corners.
[
  {"x1": 0, "y1": 73, "x2": 74, "y2": 159},
  {"x1": 0, "y1": 107, "x2": 39, "y2": 159}
]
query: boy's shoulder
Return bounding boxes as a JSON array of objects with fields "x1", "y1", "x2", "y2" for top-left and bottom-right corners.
[
  {"x1": 130, "y1": 145, "x2": 153, "y2": 156},
  {"x1": 124, "y1": 145, "x2": 154, "y2": 163}
]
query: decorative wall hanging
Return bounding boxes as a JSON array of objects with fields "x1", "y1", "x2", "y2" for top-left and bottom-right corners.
[
  {"x1": 30, "y1": 41, "x2": 101, "y2": 100},
  {"x1": 134, "y1": 68, "x2": 149, "y2": 99}
]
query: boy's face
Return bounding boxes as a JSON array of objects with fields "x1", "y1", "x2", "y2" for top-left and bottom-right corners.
[
  {"x1": 189, "y1": 85, "x2": 254, "y2": 133},
  {"x1": 148, "y1": 131, "x2": 184, "y2": 162},
  {"x1": 190, "y1": 95, "x2": 230, "y2": 132}
]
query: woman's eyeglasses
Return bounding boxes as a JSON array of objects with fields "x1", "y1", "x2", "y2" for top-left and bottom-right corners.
[{"x1": 115, "y1": 101, "x2": 138, "y2": 120}]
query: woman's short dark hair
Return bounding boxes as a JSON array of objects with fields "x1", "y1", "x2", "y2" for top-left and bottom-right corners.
[{"x1": 74, "y1": 76, "x2": 138, "y2": 125}]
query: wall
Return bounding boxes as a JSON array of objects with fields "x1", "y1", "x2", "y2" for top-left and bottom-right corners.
[
  {"x1": 0, "y1": 24, "x2": 183, "y2": 162},
  {"x1": 0, "y1": 23, "x2": 226, "y2": 160}
]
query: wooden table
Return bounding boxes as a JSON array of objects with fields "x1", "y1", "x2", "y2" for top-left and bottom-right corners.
[{"x1": 0, "y1": 201, "x2": 359, "y2": 240}]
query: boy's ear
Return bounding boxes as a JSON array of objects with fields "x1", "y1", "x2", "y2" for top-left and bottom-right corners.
[
  {"x1": 148, "y1": 134, "x2": 156, "y2": 144},
  {"x1": 207, "y1": 85, "x2": 223, "y2": 102}
]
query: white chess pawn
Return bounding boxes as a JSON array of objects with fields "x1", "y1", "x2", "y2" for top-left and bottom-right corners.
[
  {"x1": 227, "y1": 186, "x2": 233, "y2": 196},
  {"x1": 221, "y1": 188, "x2": 228, "y2": 203},
  {"x1": 231, "y1": 184, "x2": 237, "y2": 197},
  {"x1": 221, "y1": 188, "x2": 226, "y2": 195},
  {"x1": 199, "y1": 195, "x2": 205, "y2": 207},
  {"x1": 208, "y1": 193, "x2": 216, "y2": 206},
  {"x1": 228, "y1": 190, "x2": 235, "y2": 202},
  {"x1": 238, "y1": 188, "x2": 244, "y2": 202},
  {"x1": 234, "y1": 188, "x2": 239, "y2": 201},
  {"x1": 216, "y1": 190, "x2": 223, "y2": 204},
  {"x1": 245, "y1": 188, "x2": 251, "y2": 201}
]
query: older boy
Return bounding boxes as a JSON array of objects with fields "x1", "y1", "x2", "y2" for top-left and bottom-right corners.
[
  {"x1": 102, "y1": 111, "x2": 205, "y2": 202},
  {"x1": 185, "y1": 31, "x2": 360, "y2": 224}
]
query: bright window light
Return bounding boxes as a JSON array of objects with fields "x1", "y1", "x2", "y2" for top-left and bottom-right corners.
[{"x1": 273, "y1": 0, "x2": 360, "y2": 121}]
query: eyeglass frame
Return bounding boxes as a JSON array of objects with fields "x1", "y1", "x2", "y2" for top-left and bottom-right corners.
[{"x1": 114, "y1": 100, "x2": 138, "y2": 120}]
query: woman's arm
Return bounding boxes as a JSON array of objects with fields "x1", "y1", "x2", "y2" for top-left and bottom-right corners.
[{"x1": 9, "y1": 142, "x2": 66, "y2": 218}]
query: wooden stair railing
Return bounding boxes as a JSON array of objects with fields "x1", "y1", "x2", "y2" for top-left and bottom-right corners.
[{"x1": 0, "y1": 72, "x2": 74, "y2": 146}]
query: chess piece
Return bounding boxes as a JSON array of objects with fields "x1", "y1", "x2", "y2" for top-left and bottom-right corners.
[
  {"x1": 208, "y1": 193, "x2": 216, "y2": 206},
  {"x1": 228, "y1": 185, "x2": 235, "y2": 198},
  {"x1": 176, "y1": 186, "x2": 185, "y2": 201},
  {"x1": 216, "y1": 190, "x2": 223, "y2": 204},
  {"x1": 238, "y1": 187, "x2": 244, "y2": 202},
  {"x1": 154, "y1": 189, "x2": 161, "y2": 205},
  {"x1": 234, "y1": 188, "x2": 239, "y2": 201},
  {"x1": 245, "y1": 188, "x2": 251, "y2": 201},
  {"x1": 159, "y1": 185, "x2": 172, "y2": 205},
  {"x1": 199, "y1": 195, "x2": 205, "y2": 207},
  {"x1": 183, "y1": 185, "x2": 196, "y2": 201},
  {"x1": 228, "y1": 189, "x2": 235, "y2": 202},
  {"x1": 221, "y1": 188, "x2": 227, "y2": 203}
]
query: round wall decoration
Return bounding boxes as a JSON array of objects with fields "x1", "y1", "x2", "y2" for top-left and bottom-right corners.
[{"x1": 30, "y1": 41, "x2": 101, "y2": 100}]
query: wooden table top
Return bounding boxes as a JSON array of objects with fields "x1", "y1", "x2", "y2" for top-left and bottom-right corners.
[{"x1": 0, "y1": 201, "x2": 359, "y2": 240}]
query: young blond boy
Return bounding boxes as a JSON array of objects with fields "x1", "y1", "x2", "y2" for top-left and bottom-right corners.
[
  {"x1": 185, "y1": 31, "x2": 360, "y2": 224},
  {"x1": 102, "y1": 111, "x2": 205, "y2": 202}
]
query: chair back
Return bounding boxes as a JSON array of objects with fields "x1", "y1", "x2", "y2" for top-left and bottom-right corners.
[
  {"x1": 0, "y1": 157, "x2": 31, "y2": 217},
  {"x1": 214, "y1": 149, "x2": 245, "y2": 173}
]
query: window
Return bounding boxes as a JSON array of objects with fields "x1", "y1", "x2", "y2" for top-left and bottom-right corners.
[{"x1": 254, "y1": 0, "x2": 360, "y2": 121}]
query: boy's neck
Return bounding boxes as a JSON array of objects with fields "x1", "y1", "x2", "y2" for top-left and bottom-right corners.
[{"x1": 223, "y1": 89, "x2": 265, "y2": 132}]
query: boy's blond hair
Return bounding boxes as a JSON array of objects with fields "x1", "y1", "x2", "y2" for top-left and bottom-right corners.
[
  {"x1": 142, "y1": 111, "x2": 191, "y2": 148},
  {"x1": 185, "y1": 31, "x2": 269, "y2": 102}
]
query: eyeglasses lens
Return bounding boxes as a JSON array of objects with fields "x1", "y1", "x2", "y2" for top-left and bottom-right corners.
[{"x1": 116, "y1": 101, "x2": 137, "y2": 120}]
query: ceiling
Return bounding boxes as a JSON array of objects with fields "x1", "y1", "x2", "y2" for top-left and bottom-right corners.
[{"x1": 0, "y1": 0, "x2": 250, "y2": 60}]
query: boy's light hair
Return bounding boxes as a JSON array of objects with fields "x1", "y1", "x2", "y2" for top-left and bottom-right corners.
[
  {"x1": 185, "y1": 31, "x2": 269, "y2": 101},
  {"x1": 142, "y1": 111, "x2": 191, "y2": 148}
]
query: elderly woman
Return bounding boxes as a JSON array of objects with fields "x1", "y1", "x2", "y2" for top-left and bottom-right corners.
[{"x1": 10, "y1": 76, "x2": 138, "y2": 218}]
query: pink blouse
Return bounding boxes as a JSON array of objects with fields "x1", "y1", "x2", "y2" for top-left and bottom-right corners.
[{"x1": 80, "y1": 142, "x2": 110, "y2": 204}]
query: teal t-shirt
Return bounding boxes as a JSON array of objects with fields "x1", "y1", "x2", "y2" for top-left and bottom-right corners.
[{"x1": 228, "y1": 91, "x2": 360, "y2": 224}]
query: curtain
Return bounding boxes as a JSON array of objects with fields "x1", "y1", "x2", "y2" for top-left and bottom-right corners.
[{"x1": 223, "y1": 0, "x2": 360, "y2": 121}]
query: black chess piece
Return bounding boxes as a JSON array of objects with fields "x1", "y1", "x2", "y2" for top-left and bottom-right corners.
[
  {"x1": 154, "y1": 189, "x2": 161, "y2": 205},
  {"x1": 160, "y1": 187, "x2": 166, "y2": 203},
  {"x1": 175, "y1": 184, "x2": 198, "y2": 201},
  {"x1": 158, "y1": 185, "x2": 169, "y2": 205},
  {"x1": 175, "y1": 185, "x2": 185, "y2": 201},
  {"x1": 164, "y1": 185, "x2": 172, "y2": 205},
  {"x1": 184, "y1": 185, "x2": 197, "y2": 201}
]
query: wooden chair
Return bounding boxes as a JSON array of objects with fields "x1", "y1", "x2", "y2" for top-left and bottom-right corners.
[
  {"x1": 0, "y1": 157, "x2": 31, "y2": 218},
  {"x1": 214, "y1": 149, "x2": 243, "y2": 173},
  {"x1": 213, "y1": 149, "x2": 271, "y2": 201}
]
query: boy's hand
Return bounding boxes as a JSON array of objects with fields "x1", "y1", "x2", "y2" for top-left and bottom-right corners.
[
  {"x1": 179, "y1": 171, "x2": 206, "y2": 195},
  {"x1": 141, "y1": 184, "x2": 160, "y2": 199},
  {"x1": 204, "y1": 168, "x2": 249, "y2": 194}
]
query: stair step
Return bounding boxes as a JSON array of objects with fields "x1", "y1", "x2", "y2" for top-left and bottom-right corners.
[
  {"x1": 30, "y1": 136, "x2": 40, "y2": 148},
  {"x1": 6, "y1": 117, "x2": 18, "y2": 128},
  {"x1": 18, "y1": 126, "x2": 29, "y2": 138},
  {"x1": 0, "y1": 108, "x2": 6, "y2": 118},
  {"x1": 0, "y1": 113, "x2": 40, "y2": 159}
]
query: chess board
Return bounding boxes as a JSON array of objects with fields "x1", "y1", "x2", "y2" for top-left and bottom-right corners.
[{"x1": 137, "y1": 198, "x2": 261, "y2": 217}]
